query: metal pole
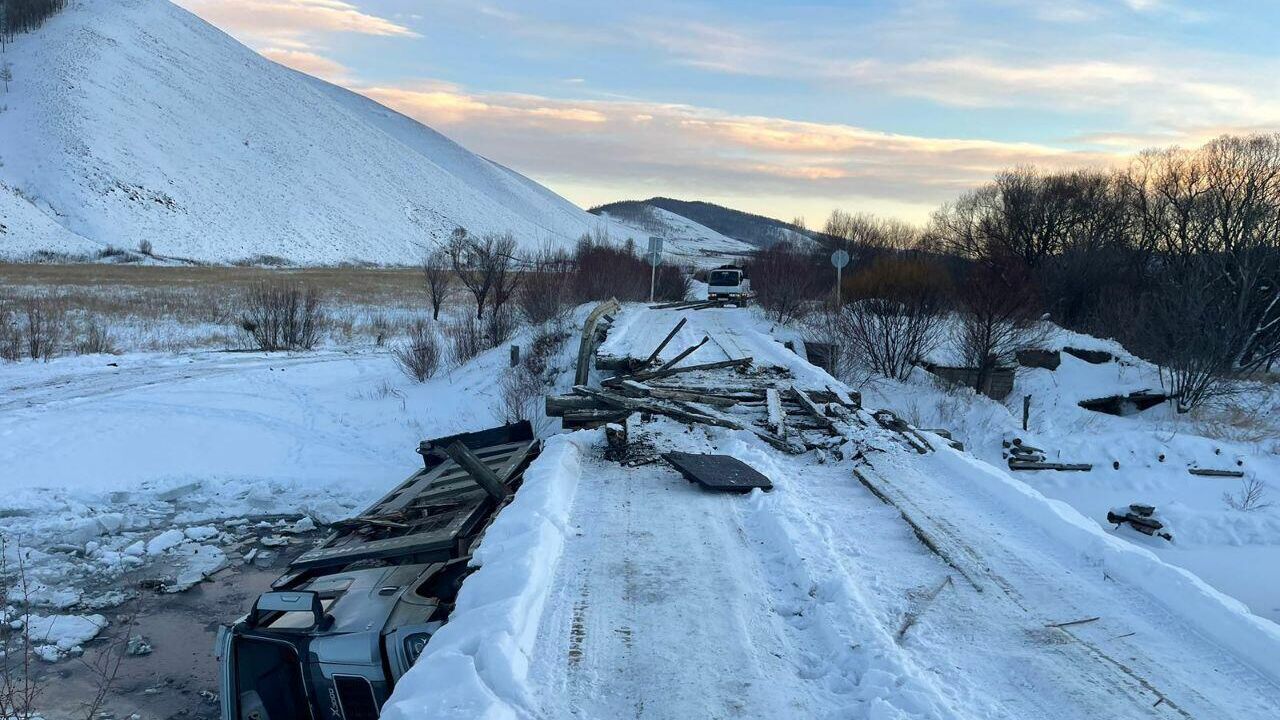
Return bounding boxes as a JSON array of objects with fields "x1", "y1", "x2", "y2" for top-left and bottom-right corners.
[
  {"x1": 836, "y1": 264, "x2": 842, "y2": 307},
  {"x1": 650, "y1": 261, "x2": 656, "y2": 304}
]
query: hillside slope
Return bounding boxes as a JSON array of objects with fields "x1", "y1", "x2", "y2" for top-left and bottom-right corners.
[
  {"x1": 593, "y1": 202, "x2": 755, "y2": 266},
  {"x1": 594, "y1": 197, "x2": 816, "y2": 249},
  {"x1": 0, "y1": 0, "x2": 623, "y2": 264}
]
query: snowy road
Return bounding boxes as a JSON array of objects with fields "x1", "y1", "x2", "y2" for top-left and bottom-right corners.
[{"x1": 419, "y1": 306, "x2": 1280, "y2": 720}]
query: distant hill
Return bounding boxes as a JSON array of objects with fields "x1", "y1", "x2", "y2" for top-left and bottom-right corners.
[
  {"x1": 592, "y1": 198, "x2": 817, "y2": 250},
  {"x1": 590, "y1": 201, "x2": 755, "y2": 267}
]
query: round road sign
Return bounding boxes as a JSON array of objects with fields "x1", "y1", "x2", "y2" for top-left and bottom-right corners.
[{"x1": 831, "y1": 249, "x2": 851, "y2": 269}]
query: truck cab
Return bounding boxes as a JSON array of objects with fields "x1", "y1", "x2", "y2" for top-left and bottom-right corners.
[
  {"x1": 707, "y1": 265, "x2": 751, "y2": 302},
  {"x1": 217, "y1": 560, "x2": 467, "y2": 720}
]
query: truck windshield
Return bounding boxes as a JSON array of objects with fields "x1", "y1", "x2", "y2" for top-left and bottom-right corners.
[{"x1": 709, "y1": 271, "x2": 740, "y2": 287}]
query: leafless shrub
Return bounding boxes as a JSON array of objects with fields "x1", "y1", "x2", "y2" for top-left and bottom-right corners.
[
  {"x1": 137, "y1": 239, "x2": 153, "y2": 256},
  {"x1": 22, "y1": 295, "x2": 66, "y2": 360},
  {"x1": 570, "y1": 232, "x2": 649, "y2": 302},
  {"x1": 237, "y1": 282, "x2": 324, "y2": 351},
  {"x1": 1223, "y1": 477, "x2": 1272, "y2": 512},
  {"x1": 366, "y1": 312, "x2": 392, "y2": 347},
  {"x1": 523, "y1": 326, "x2": 571, "y2": 376},
  {"x1": 518, "y1": 245, "x2": 572, "y2": 327},
  {"x1": 747, "y1": 243, "x2": 822, "y2": 323},
  {"x1": 75, "y1": 316, "x2": 117, "y2": 355},
  {"x1": 654, "y1": 264, "x2": 692, "y2": 302},
  {"x1": 841, "y1": 255, "x2": 950, "y2": 380},
  {"x1": 0, "y1": 537, "x2": 42, "y2": 720},
  {"x1": 0, "y1": 298, "x2": 21, "y2": 361},
  {"x1": 495, "y1": 364, "x2": 545, "y2": 425},
  {"x1": 486, "y1": 305, "x2": 518, "y2": 346},
  {"x1": 393, "y1": 318, "x2": 441, "y2": 382},
  {"x1": 444, "y1": 315, "x2": 487, "y2": 365}
]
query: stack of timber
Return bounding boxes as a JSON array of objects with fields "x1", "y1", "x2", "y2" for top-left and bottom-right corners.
[
  {"x1": 1003, "y1": 437, "x2": 1092, "y2": 471},
  {"x1": 1106, "y1": 503, "x2": 1173, "y2": 541}
]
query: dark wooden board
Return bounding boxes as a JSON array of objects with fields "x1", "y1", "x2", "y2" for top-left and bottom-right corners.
[{"x1": 662, "y1": 452, "x2": 773, "y2": 492}]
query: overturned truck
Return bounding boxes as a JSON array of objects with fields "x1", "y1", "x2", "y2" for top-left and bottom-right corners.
[{"x1": 215, "y1": 422, "x2": 540, "y2": 720}]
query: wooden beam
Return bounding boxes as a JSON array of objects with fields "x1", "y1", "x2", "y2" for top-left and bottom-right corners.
[
  {"x1": 642, "y1": 317, "x2": 687, "y2": 367},
  {"x1": 616, "y1": 379, "x2": 737, "y2": 407},
  {"x1": 614, "y1": 357, "x2": 752, "y2": 384},
  {"x1": 444, "y1": 441, "x2": 511, "y2": 500},
  {"x1": 573, "y1": 386, "x2": 743, "y2": 430},
  {"x1": 791, "y1": 388, "x2": 838, "y2": 433},
  {"x1": 545, "y1": 395, "x2": 608, "y2": 416},
  {"x1": 575, "y1": 298, "x2": 621, "y2": 387},
  {"x1": 765, "y1": 388, "x2": 786, "y2": 437},
  {"x1": 655, "y1": 335, "x2": 710, "y2": 373}
]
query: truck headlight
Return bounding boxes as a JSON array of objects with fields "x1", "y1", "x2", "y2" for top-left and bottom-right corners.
[{"x1": 403, "y1": 632, "x2": 431, "y2": 665}]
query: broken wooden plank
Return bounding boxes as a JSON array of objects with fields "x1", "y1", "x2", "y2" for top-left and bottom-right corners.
[
  {"x1": 1188, "y1": 468, "x2": 1245, "y2": 478},
  {"x1": 545, "y1": 394, "x2": 608, "y2": 416},
  {"x1": 663, "y1": 452, "x2": 773, "y2": 492},
  {"x1": 655, "y1": 335, "x2": 710, "y2": 373},
  {"x1": 610, "y1": 357, "x2": 752, "y2": 384},
  {"x1": 616, "y1": 379, "x2": 738, "y2": 408},
  {"x1": 562, "y1": 409, "x2": 631, "y2": 430},
  {"x1": 1045, "y1": 616, "x2": 1100, "y2": 629},
  {"x1": 1007, "y1": 460, "x2": 1093, "y2": 471},
  {"x1": 444, "y1": 441, "x2": 511, "y2": 500},
  {"x1": 790, "y1": 388, "x2": 838, "y2": 433},
  {"x1": 573, "y1": 386, "x2": 743, "y2": 430},
  {"x1": 897, "y1": 576, "x2": 953, "y2": 641},
  {"x1": 765, "y1": 388, "x2": 786, "y2": 437},
  {"x1": 642, "y1": 317, "x2": 688, "y2": 367}
]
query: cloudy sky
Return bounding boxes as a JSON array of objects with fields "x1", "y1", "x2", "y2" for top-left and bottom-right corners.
[{"x1": 174, "y1": 0, "x2": 1280, "y2": 224}]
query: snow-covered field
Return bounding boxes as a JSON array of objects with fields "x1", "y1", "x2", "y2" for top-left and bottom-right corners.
[{"x1": 856, "y1": 324, "x2": 1280, "y2": 624}]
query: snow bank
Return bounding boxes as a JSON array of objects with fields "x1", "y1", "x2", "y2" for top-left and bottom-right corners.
[
  {"x1": 380, "y1": 433, "x2": 587, "y2": 720},
  {"x1": 925, "y1": 449, "x2": 1280, "y2": 681}
]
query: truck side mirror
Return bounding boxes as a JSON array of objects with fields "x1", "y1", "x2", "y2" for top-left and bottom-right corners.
[{"x1": 247, "y1": 591, "x2": 329, "y2": 629}]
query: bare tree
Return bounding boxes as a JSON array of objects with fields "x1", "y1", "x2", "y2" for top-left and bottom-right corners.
[
  {"x1": 446, "y1": 230, "x2": 520, "y2": 320},
  {"x1": 840, "y1": 255, "x2": 950, "y2": 381},
  {"x1": 422, "y1": 248, "x2": 452, "y2": 321},
  {"x1": 954, "y1": 262, "x2": 1046, "y2": 393}
]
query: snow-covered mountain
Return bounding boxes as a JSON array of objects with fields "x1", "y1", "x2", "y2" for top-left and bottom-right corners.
[
  {"x1": 593, "y1": 202, "x2": 755, "y2": 266},
  {"x1": 0, "y1": 0, "x2": 640, "y2": 265}
]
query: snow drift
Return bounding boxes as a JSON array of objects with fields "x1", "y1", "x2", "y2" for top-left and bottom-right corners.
[{"x1": 380, "y1": 433, "x2": 586, "y2": 720}]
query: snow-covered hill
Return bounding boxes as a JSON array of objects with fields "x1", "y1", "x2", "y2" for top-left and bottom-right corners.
[
  {"x1": 0, "y1": 0, "x2": 640, "y2": 265},
  {"x1": 595, "y1": 204, "x2": 755, "y2": 266}
]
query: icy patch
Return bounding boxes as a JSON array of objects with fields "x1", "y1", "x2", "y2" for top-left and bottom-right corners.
[{"x1": 23, "y1": 613, "x2": 108, "y2": 662}]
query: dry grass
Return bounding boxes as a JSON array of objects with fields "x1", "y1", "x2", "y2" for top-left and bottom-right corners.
[{"x1": 0, "y1": 264, "x2": 441, "y2": 353}]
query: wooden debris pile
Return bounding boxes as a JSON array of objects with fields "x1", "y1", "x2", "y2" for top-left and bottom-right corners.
[
  {"x1": 1003, "y1": 438, "x2": 1092, "y2": 472},
  {"x1": 1106, "y1": 503, "x2": 1173, "y2": 541}
]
